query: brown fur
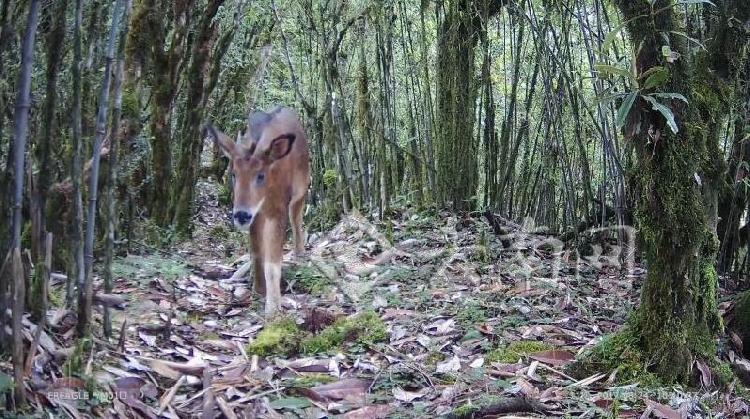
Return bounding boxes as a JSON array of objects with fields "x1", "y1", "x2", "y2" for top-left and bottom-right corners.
[{"x1": 209, "y1": 107, "x2": 310, "y2": 315}]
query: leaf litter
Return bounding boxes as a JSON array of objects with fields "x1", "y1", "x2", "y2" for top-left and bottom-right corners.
[{"x1": 8, "y1": 180, "x2": 750, "y2": 418}]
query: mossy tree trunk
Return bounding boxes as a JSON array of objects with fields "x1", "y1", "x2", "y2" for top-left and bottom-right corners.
[
  {"x1": 169, "y1": 0, "x2": 226, "y2": 236},
  {"x1": 715, "y1": 1, "x2": 750, "y2": 273},
  {"x1": 127, "y1": 0, "x2": 193, "y2": 226},
  {"x1": 435, "y1": 0, "x2": 479, "y2": 210},
  {"x1": 435, "y1": 0, "x2": 505, "y2": 210},
  {"x1": 611, "y1": 0, "x2": 748, "y2": 383}
]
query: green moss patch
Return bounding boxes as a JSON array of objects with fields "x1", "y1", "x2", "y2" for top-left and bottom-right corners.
[
  {"x1": 246, "y1": 311, "x2": 387, "y2": 357},
  {"x1": 485, "y1": 340, "x2": 553, "y2": 364},
  {"x1": 284, "y1": 373, "x2": 337, "y2": 388},
  {"x1": 246, "y1": 318, "x2": 304, "y2": 356},
  {"x1": 731, "y1": 290, "x2": 750, "y2": 358},
  {"x1": 570, "y1": 329, "x2": 658, "y2": 386},
  {"x1": 300, "y1": 311, "x2": 387, "y2": 354},
  {"x1": 286, "y1": 264, "x2": 332, "y2": 296}
]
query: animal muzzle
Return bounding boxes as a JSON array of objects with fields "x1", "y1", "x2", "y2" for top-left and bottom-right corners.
[{"x1": 233, "y1": 210, "x2": 253, "y2": 230}]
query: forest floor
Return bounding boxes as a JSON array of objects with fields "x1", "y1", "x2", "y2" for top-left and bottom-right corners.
[{"x1": 9, "y1": 180, "x2": 750, "y2": 418}]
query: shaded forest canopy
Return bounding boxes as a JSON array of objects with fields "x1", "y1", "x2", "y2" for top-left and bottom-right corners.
[{"x1": 0, "y1": 0, "x2": 749, "y2": 416}]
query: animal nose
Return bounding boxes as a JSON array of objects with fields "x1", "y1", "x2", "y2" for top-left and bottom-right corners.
[{"x1": 233, "y1": 211, "x2": 252, "y2": 225}]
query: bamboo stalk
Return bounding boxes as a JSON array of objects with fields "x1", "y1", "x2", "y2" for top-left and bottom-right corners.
[{"x1": 79, "y1": 0, "x2": 124, "y2": 337}]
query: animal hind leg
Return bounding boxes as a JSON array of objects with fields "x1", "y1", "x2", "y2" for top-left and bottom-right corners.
[{"x1": 289, "y1": 194, "x2": 306, "y2": 256}]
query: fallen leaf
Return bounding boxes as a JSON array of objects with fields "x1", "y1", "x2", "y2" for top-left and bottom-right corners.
[
  {"x1": 269, "y1": 396, "x2": 312, "y2": 410},
  {"x1": 392, "y1": 387, "x2": 425, "y2": 402},
  {"x1": 695, "y1": 359, "x2": 713, "y2": 388},
  {"x1": 425, "y1": 318, "x2": 456, "y2": 335},
  {"x1": 469, "y1": 357, "x2": 484, "y2": 368},
  {"x1": 529, "y1": 350, "x2": 575, "y2": 367},
  {"x1": 300, "y1": 378, "x2": 371, "y2": 402},
  {"x1": 436, "y1": 355, "x2": 461, "y2": 373},
  {"x1": 514, "y1": 377, "x2": 539, "y2": 399},
  {"x1": 645, "y1": 399, "x2": 682, "y2": 419},
  {"x1": 138, "y1": 331, "x2": 157, "y2": 347},
  {"x1": 343, "y1": 405, "x2": 392, "y2": 418}
]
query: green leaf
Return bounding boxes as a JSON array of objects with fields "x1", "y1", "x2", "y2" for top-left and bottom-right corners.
[
  {"x1": 642, "y1": 95, "x2": 679, "y2": 134},
  {"x1": 601, "y1": 20, "x2": 629, "y2": 54},
  {"x1": 269, "y1": 397, "x2": 312, "y2": 410},
  {"x1": 594, "y1": 64, "x2": 636, "y2": 84},
  {"x1": 641, "y1": 66, "x2": 669, "y2": 90},
  {"x1": 616, "y1": 92, "x2": 638, "y2": 130},
  {"x1": 669, "y1": 31, "x2": 707, "y2": 50},
  {"x1": 650, "y1": 92, "x2": 688, "y2": 103},
  {"x1": 661, "y1": 45, "x2": 681, "y2": 63}
]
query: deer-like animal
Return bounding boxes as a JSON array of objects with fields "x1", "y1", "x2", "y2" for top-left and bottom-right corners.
[{"x1": 207, "y1": 107, "x2": 310, "y2": 315}]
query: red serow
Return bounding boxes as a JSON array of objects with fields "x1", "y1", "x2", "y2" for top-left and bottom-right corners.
[{"x1": 206, "y1": 106, "x2": 311, "y2": 315}]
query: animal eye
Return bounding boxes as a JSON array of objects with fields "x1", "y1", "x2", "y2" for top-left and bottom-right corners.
[{"x1": 256, "y1": 172, "x2": 265, "y2": 185}]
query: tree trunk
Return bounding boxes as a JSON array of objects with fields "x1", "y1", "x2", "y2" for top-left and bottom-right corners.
[
  {"x1": 68, "y1": 0, "x2": 85, "y2": 308},
  {"x1": 435, "y1": 0, "x2": 505, "y2": 210},
  {"x1": 35, "y1": 0, "x2": 68, "y2": 254},
  {"x1": 169, "y1": 0, "x2": 226, "y2": 236},
  {"x1": 104, "y1": 0, "x2": 131, "y2": 338},
  {"x1": 128, "y1": 0, "x2": 193, "y2": 226},
  {"x1": 8, "y1": 0, "x2": 41, "y2": 406},
  {"x1": 612, "y1": 0, "x2": 728, "y2": 383},
  {"x1": 80, "y1": 0, "x2": 123, "y2": 337}
]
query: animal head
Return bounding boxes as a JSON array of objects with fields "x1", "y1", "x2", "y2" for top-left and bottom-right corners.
[{"x1": 205, "y1": 123, "x2": 296, "y2": 231}]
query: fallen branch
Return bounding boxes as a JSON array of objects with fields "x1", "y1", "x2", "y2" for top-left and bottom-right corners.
[
  {"x1": 201, "y1": 368, "x2": 216, "y2": 419},
  {"x1": 216, "y1": 395, "x2": 238, "y2": 419},
  {"x1": 117, "y1": 319, "x2": 127, "y2": 352},
  {"x1": 158, "y1": 375, "x2": 186, "y2": 415},
  {"x1": 229, "y1": 260, "x2": 253, "y2": 282}
]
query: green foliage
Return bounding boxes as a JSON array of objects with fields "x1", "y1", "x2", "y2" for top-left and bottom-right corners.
[
  {"x1": 455, "y1": 300, "x2": 487, "y2": 329},
  {"x1": 112, "y1": 254, "x2": 187, "y2": 284},
  {"x1": 287, "y1": 264, "x2": 331, "y2": 296},
  {"x1": 572, "y1": 329, "x2": 659, "y2": 386},
  {"x1": 485, "y1": 340, "x2": 552, "y2": 364},
  {"x1": 322, "y1": 169, "x2": 338, "y2": 188},
  {"x1": 121, "y1": 86, "x2": 139, "y2": 119},
  {"x1": 217, "y1": 182, "x2": 232, "y2": 206},
  {"x1": 63, "y1": 338, "x2": 93, "y2": 377},
  {"x1": 246, "y1": 312, "x2": 387, "y2": 357},
  {"x1": 246, "y1": 317, "x2": 304, "y2": 356},
  {"x1": 301, "y1": 311, "x2": 387, "y2": 354},
  {"x1": 284, "y1": 373, "x2": 336, "y2": 388},
  {"x1": 209, "y1": 224, "x2": 231, "y2": 241},
  {"x1": 136, "y1": 218, "x2": 178, "y2": 248}
]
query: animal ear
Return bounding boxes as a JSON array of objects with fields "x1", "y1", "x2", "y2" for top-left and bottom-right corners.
[
  {"x1": 267, "y1": 133, "x2": 296, "y2": 161},
  {"x1": 203, "y1": 124, "x2": 235, "y2": 157}
]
